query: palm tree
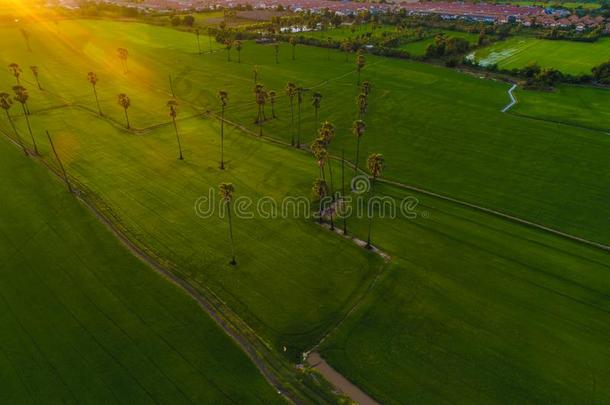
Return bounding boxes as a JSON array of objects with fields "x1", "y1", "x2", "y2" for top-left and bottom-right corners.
[
  {"x1": 296, "y1": 86, "x2": 303, "y2": 148},
  {"x1": 225, "y1": 40, "x2": 232, "y2": 62},
  {"x1": 254, "y1": 84, "x2": 267, "y2": 136},
  {"x1": 219, "y1": 182, "x2": 237, "y2": 265},
  {"x1": 285, "y1": 82, "x2": 297, "y2": 146},
  {"x1": 167, "y1": 98, "x2": 183, "y2": 160},
  {"x1": 117, "y1": 93, "x2": 131, "y2": 129},
  {"x1": 274, "y1": 43, "x2": 280, "y2": 64},
  {"x1": 289, "y1": 36, "x2": 297, "y2": 60},
  {"x1": 311, "y1": 138, "x2": 328, "y2": 179},
  {"x1": 352, "y1": 119, "x2": 365, "y2": 173},
  {"x1": 341, "y1": 149, "x2": 348, "y2": 235},
  {"x1": 9, "y1": 63, "x2": 22, "y2": 84},
  {"x1": 311, "y1": 92, "x2": 322, "y2": 124},
  {"x1": 341, "y1": 40, "x2": 351, "y2": 62},
  {"x1": 253, "y1": 65, "x2": 259, "y2": 84},
  {"x1": 47, "y1": 130, "x2": 72, "y2": 193},
  {"x1": 0, "y1": 92, "x2": 27, "y2": 155},
  {"x1": 326, "y1": 37, "x2": 332, "y2": 60},
  {"x1": 356, "y1": 50, "x2": 365, "y2": 85},
  {"x1": 195, "y1": 29, "x2": 202, "y2": 54},
  {"x1": 13, "y1": 85, "x2": 37, "y2": 154},
  {"x1": 30, "y1": 66, "x2": 42, "y2": 90},
  {"x1": 356, "y1": 92, "x2": 368, "y2": 119},
  {"x1": 362, "y1": 80, "x2": 371, "y2": 96},
  {"x1": 365, "y1": 153, "x2": 385, "y2": 249},
  {"x1": 312, "y1": 178, "x2": 328, "y2": 224},
  {"x1": 218, "y1": 90, "x2": 228, "y2": 169},
  {"x1": 268, "y1": 90, "x2": 277, "y2": 118},
  {"x1": 117, "y1": 48, "x2": 129, "y2": 74},
  {"x1": 318, "y1": 120, "x2": 335, "y2": 145},
  {"x1": 87, "y1": 72, "x2": 102, "y2": 116},
  {"x1": 235, "y1": 40, "x2": 242, "y2": 63}
]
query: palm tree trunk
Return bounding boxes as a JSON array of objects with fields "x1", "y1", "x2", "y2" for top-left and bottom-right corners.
[
  {"x1": 209, "y1": 35, "x2": 212, "y2": 52},
  {"x1": 92, "y1": 85, "x2": 101, "y2": 116},
  {"x1": 169, "y1": 74, "x2": 175, "y2": 97},
  {"x1": 46, "y1": 130, "x2": 72, "y2": 193},
  {"x1": 6, "y1": 111, "x2": 27, "y2": 156},
  {"x1": 290, "y1": 100, "x2": 295, "y2": 146},
  {"x1": 354, "y1": 136, "x2": 361, "y2": 174},
  {"x1": 196, "y1": 34, "x2": 201, "y2": 54},
  {"x1": 271, "y1": 102, "x2": 275, "y2": 118},
  {"x1": 124, "y1": 108, "x2": 130, "y2": 129},
  {"x1": 366, "y1": 178, "x2": 375, "y2": 249},
  {"x1": 341, "y1": 149, "x2": 347, "y2": 235},
  {"x1": 35, "y1": 77, "x2": 42, "y2": 90},
  {"x1": 328, "y1": 159, "x2": 335, "y2": 231},
  {"x1": 22, "y1": 104, "x2": 38, "y2": 155},
  {"x1": 358, "y1": 69, "x2": 361, "y2": 86},
  {"x1": 173, "y1": 118, "x2": 183, "y2": 160},
  {"x1": 227, "y1": 202, "x2": 237, "y2": 265},
  {"x1": 296, "y1": 101, "x2": 301, "y2": 148},
  {"x1": 220, "y1": 107, "x2": 225, "y2": 169},
  {"x1": 238, "y1": 50, "x2": 241, "y2": 63}
]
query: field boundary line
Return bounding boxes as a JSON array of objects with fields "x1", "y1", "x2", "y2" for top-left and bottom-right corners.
[{"x1": 502, "y1": 84, "x2": 518, "y2": 112}]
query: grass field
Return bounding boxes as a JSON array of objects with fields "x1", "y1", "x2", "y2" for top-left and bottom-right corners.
[
  {"x1": 3, "y1": 18, "x2": 610, "y2": 403},
  {"x1": 321, "y1": 183, "x2": 610, "y2": 403},
  {"x1": 300, "y1": 23, "x2": 399, "y2": 41},
  {"x1": 0, "y1": 138, "x2": 282, "y2": 403},
  {"x1": 472, "y1": 36, "x2": 610, "y2": 74},
  {"x1": 513, "y1": 84, "x2": 610, "y2": 131},
  {"x1": 398, "y1": 31, "x2": 479, "y2": 56}
]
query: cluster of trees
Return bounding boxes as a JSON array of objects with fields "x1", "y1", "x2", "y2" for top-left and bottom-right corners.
[
  {"x1": 75, "y1": 0, "x2": 140, "y2": 18},
  {"x1": 170, "y1": 15, "x2": 195, "y2": 27},
  {"x1": 425, "y1": 33, "x2": 472, "y2": 58},
  {"x1": 537, "y1": 26, "x2": 604, "y2": 42}
]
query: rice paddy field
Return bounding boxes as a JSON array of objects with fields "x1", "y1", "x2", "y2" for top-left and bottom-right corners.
[
  {"x1": 472, "y1": 36, "x2": 610, "y2": 74},
  {"x1": 0, "y1": 138, "x2": 282, "y2": 403},
  {"x1": 2, "y1": 17, "x2": 610, "y2": 403}
]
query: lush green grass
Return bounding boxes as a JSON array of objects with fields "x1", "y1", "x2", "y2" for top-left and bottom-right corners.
[
  {"x1": 472, "y1": 36, "x2": 610, "y2": 74},
  {"x1": 513, "y1": 84, "x2": 610, "y2": 131},
  {"x1": 0, "y1": 138, "x2": 283, "y2": 403},
  {"x1": 321, "y1": 183, "x2": 610, "y2": 403},
  {"x1": 398, "y1": 31, "x2": 479, "y2": 56},
  {"x1": 3, "y1": 18, "x2": 610, "y2": 404}
]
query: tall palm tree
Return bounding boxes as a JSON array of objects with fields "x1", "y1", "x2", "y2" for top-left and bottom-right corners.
[
  {"x1": 235, "y1": 40, "x2": 242, "y2": 63},
  {"x1": 285, "y1": 82, "x2": 297, "y2": 146},
  {"x1": 312, "y1": 178, "x2": 328, "y2": 224},
  {"x1": 218, "y1": 90, "x2": 228, "y2": 169},
  {"x1": 318, "y1": 120, "x2": 335, "y2": 145},
  {"x1": 195, "y1": 28, "x2": 202, "y2": 54},
  {"x1": 341, "y1": 40, "x2": 350, "y2": 62},
  {"x1": 341, "y1": 149, "x2": 348, "y2": 235},
  {"x1": 253, "y1": 65, "x2": 258, "y2": 84},
  {"x1": 0, "y1": 92, "x2": 27, "y2": 155},
  {"x1": 296, "y1": 86, "x2": 303, "y2": 148},
  {"x1": 311, "y1": 92, "x2": 322, "y2": 124},
  {"x1": 289, "y1": 36, "x2": 297, "y2": 60},
  {"x1": 30, "y1": 66, "x2": 42, "y2": 90},
  {"x1": 117, "y1": 93, "x2": 131, "y2": 129},
  {"x1": 268, "y1": 90, "x2": 277, "y2": 118},
  {"x1": 167, "y1": 98, "x2": 183, "y2": 160},
  {"x1": 356, "y1": 50, "x2": 365, "y2": 85},
  {"x1": 219, "y1": 182, "x2": 237, "y2": 265},
  {"x1": 352, "y1": 119, "x2": 365, "y2": 173},
  {"x1": 365, "y1": 153, "x2": 385, "y2": 249},
  {"x1": 87, "y1": 72, "x2": 102, "y2": 116},
  {"x1": 254, "y1": 84, "x2": 267, "y2": 137},
  {"x1": 274, "y1": 43, "x2": 280, "y2": 64},
  {"x1": 13, "y1": 85, "x2": 37, "y2": 154},
  {"x1": 8, "y1": 63, "x2": 22, "y2": 84},
  {"x1": 225, "y1": 40, "x2": 232, "y2": 62},
  {"x1": 362, "y1": 80, "x2": 371, "y2": 96},
  {"x1": 356, "y1": 92, "x2": 368, "y2": 119},
  {"x1": 310, "y1": 138, "x2": 328, "y2": 179},
  {"x1": 326, "y1": 37, "x2": 332, "y2": 60},
  {"x1": 117, "y1": 48, "x2": 129, "y2": 74}
]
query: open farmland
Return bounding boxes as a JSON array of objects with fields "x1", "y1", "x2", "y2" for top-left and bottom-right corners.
[
  {"x1": 2, "y1": 15, "x2": 610, "y2": 404},
  {"x1": 472, "y1": 36, "x2": 610, "y2": 74},
  {"x1": 0, "y1": 138, "x2": 283, "y2": 404}
]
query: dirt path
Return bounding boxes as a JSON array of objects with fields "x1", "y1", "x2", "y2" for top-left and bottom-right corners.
[{"x1": 306, "y1": 352, "x2": 379, "y2": 405}]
